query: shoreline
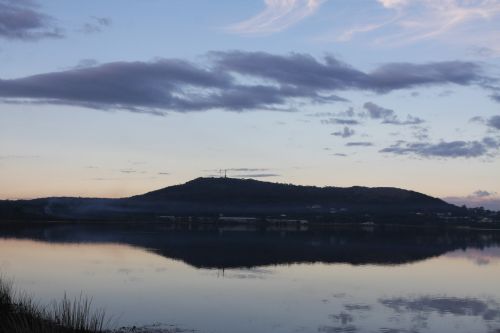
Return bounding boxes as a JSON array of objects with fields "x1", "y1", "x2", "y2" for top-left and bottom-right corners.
[{"x1": 1, "y1": 219, "x2": 500, "y2": 231}]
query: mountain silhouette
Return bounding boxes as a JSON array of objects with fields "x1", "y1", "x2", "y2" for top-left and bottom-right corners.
[
  {"x1": 0, "y1": 177, "x2": 458, "y2": 221},
  {"x1": 134, "y1": 177, "x2": 447, "y2": 206}
]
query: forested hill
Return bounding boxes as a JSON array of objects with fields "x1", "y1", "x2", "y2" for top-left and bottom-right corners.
[
  {"x1": 0, "y1": 177, "x2": 460, "y2": 221},
  {"x1": 133, "y1": 177, "x2": 449, "y2": 206}
]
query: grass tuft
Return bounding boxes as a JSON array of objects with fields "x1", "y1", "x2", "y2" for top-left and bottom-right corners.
[{"x1": 0, "y1": 276, "x2": 107, "y2": 333}]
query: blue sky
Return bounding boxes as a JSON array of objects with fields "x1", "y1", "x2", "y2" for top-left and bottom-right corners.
[{"x1": 0, "y1": 0, "x2": 499, "y2": 209}]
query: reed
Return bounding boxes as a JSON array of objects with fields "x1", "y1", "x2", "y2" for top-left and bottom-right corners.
[{"x1": 0, "y1": 277, "x2": 107, "y2": 333}]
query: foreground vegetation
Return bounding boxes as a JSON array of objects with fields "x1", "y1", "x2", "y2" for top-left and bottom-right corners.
[{"x1": 0, "y1": 277, "x2": 106, "y2": 333}]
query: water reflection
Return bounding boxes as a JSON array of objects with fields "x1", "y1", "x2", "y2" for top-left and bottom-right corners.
[
  {"x1": 0, "y1": 222, "x2": 499, "y2": 333},
  {"x1": 446, "y1": 247, "x2": 500, "y2": 266},
  {"x1": 379, "y1": 296, "x2": 500, "y2": 333},
  {"x1": 1, "y1": 222, "x2": 500, "y2": 268},
  {"x1": 380, "y1": 296, "x2": 500, "y2": 319},
  {"x1": 318, "y1": 295, "x2": 500, "y2": 333}
]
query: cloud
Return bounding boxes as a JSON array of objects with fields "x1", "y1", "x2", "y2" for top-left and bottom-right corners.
[
  {"x1": 204, "y1": 168, "x2": 276, "y2": 178},
  {"x1": 233, "y1": 173, "x2": 280, "y2": 178},
  {"x1": 363, "y1": 101, "x2": 394, "y2": 119},
  {"x1": 0, "y1": 51, "x2": 493, "y2": 114},
  {"x1": 227, "y1": 0, "x2": 326, "y2": 34},
  {"x1": 322, "y1": 118, "x2": 360, "y2": 125},
  {"x1": 488, "y1": 115, "x2": 500, "y2": 130},
  {"x1": 335, "y1": 0, "x2": 500, "y2": 52},
  {"x1": 335, "y1": 22, "x2": 389, "y2": 43},
  {"x1": 362, "y1": 101, "x2": 424, "y2": 125},
  {"x1": 469, "y1": 46, "x2": 498, "y2": 58},
  {"x1": 73, "y1": 59, "x2": 100, "y2": 69},
  {"x1": 0, "y1": 0, "x2": 63, "y2": 40},
  {"x1": 205, "y1": 168, "x2": 271, "y2": 172},
  {"x1": 383, "y1": 115, "x2": 424, "y2": 125},
  {"x1": 346, "y1": 141, "x2": 373, "y2": 147},
  {"x1": 316, "y1": 103, "x2": 423, "y2": 129},
  {"x1": 469, "y1": 115, "x2": 484, "y2": 123},
  {"x1": 380, "y1": 137, "x2": 500, "y2": 158},
  {"x1": 0, "y1": 59, "x2": 235, "y2": 113},
  {"x1": 80, "y1": 16, "x2": 112, "y2": 34},
  {"x1": 120, "y1": 169, "x2": 137, "y2": 174},
  {"x1": 470, "y1": 115, "x2": 500, "y2": 130},
  {"x1": 471, "y1": 190, "x2": 496, "y2": 198},
  {"x1": 438, "y1": 90, "x2": 454, "y2": 97},
  {"x1": 308, "y1": 107, "x2": 356, "y2": 118},
  {"x1": 213, "y1": 51, "x2": 487, "y2": 93},
  {"x1": 231, "y1": 168, "x2": 267, "y2": 171},
  {"x1": 377, "y1": 0, "x2": 410, "y2": 8},
  {"x1": 412, "y1": 126, "x2": 429, "y2": 141},
  {"x1": 331, "y1": 126, "x2": 355, "y2": 138},
  {"x1": 445, "y1": 192, "x2": 500, "y2": 210}
]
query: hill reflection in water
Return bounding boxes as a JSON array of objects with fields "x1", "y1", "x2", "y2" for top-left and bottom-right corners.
[
  {"x1": 1, "y1": 222, "x2": 500, "y2": 269},
  {"x1": 1, "y1": 222, "x2": 500, "y2": 333}
]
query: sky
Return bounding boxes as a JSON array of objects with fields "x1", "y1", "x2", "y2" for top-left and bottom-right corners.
[{"x1": 0, "y1": 0, "x2": 499, "y2": 209}]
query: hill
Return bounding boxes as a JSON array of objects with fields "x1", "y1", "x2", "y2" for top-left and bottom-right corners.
[
  {"x1": 0, "y1": 177, "x2": 463, "y2": 222},
  {"x1": 134, "y1": 177, "x2": 447, "y2": 206}
]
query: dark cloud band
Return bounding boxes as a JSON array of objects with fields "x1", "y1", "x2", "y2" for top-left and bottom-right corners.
[
  {"x1": 0, "y1": 51, "x2": 495, "y2": 114},
  {"x1": 0, "y1": 0, "x2": 62, "y2": 40}
]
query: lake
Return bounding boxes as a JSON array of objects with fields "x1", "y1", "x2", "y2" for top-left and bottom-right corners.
[{"x1": 1, "y1": 222, "x2": 500, "y2": 333}]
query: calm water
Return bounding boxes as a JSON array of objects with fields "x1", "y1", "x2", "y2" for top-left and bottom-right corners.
[{"x1": 1, "y1": 222, "x2": 500, "y2": 333}]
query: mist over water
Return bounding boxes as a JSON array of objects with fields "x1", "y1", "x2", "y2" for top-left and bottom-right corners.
[{"x1": 1, "y1": 223, "x2": 500, "y2": 333}]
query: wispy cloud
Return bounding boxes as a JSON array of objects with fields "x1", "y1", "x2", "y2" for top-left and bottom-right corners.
[
  {"x1": 79, "y1": 16, "x2": 112, "y2": 34},
  {"x1": 380, "y1": 137, "x2": 500, "y2": 158},
  {"x1": 332, "y1": 0, "x2": 500, "y2": 51},
  {"x1": 362, "y1": 101, "x2": 425, "y2": 125},
  {"x1": 445, "y1": 190, "x2": 500, "y2": 210},
  {"x1": 346, "y1": 141, "x2": 374, "y2": 147},
  {"x1": 378, "y1": 0, "x2": 500, "y2": 44},
  {"x1": 322, "y1": 118, "x2": 360, "y2": 125},
  {"x1": 335, "y1": 22, "x2": 389, "y2": 42},
  {"x1": 331, "y1": 126, "x2": 355, "y2": 138},
  {"x1": 314, "y1": 102, "x2": 425, "y2": 128},
  {"x1": 471, "y1": 190, "x2": 496, "y2": 198},
  {"x1": 468, "y1": 115, "x2": 500, "y2": 130},
  {"x1": 233, "y1": 173, "x2": 280, "y2": 178},
  {"x1": 119, "y1": 169, "x2": 138, "y2": 174},
  {"x1": 227, "y1": 0, "x2": 326, "y2": 35}
]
